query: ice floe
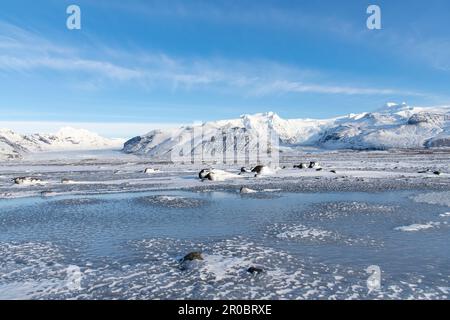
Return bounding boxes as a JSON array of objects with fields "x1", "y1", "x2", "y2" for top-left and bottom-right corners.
[{"x1": 395, "y1": 222, "x2": 440, "y2": 232}]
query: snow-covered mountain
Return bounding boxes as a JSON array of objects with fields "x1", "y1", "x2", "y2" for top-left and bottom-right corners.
[
  {"x1": 123, "y1": 103, "x2": 450, "y2": 159},
  {"x1": 0, "y1": 127, "x2": 124, "y2": 160}
]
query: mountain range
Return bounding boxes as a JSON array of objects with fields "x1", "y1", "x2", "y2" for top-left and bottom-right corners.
[
  {"x1": 2, "y1": 103, "x2": 449, "y2": 161},
  {"x1": 122, "y1": 103, "x2": 450, "y2": 160},
  {"x1": 0, "y1": 127, "x2": 124, "y2": 160}
]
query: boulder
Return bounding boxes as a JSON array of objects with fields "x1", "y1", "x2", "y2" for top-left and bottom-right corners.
[
  {"x1": 240, "y1": 187, "x2": 257, "y2": 194},
  {"x1": 181, "y1": 252, "x2": 204, "y2": 262},
  {"x1": 13, "y1": 177, "x2": 42, "y2": 185},
  {"x1": 247, "y1": 267, "x2": 264, "y2": 274}
]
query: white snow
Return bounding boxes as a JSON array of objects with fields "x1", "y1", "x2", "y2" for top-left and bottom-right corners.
[
  {"x1": 240, "y1": 187, "x2": 257, "y2": 194},
  {"x1": 123, "y1": 103, "x2": 450, "y2": 158},
  {"x1": 0, "y1": 127, "x2": 124, "y2": 160},
  {"x1": 203, "y1": 169, "x2": 242, "y2": 181}
]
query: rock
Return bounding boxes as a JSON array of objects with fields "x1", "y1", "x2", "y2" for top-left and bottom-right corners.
[
  {"x1": 240, "y1": 187, "x2": 257, "y2": 194},
  {"x1": 40, "y1": 190, "x2": 55, "y2": 197},
  {"x1": 252, "y1": 165, "x2": 274, "y2": 177},
  {"x1": 61, "y1": 178, "x2": 75, "y2": 184},
  {"x1": 204, "y1": 172, "x2": 215, "y2": 181},
  {"x1": 247, "y1": 267, "x2": 264, "y2": 274},
  {"x1": 181, "y1": 252, "x2": 204, "y2": 262},
  {"x1": 316, "y1": 168, "x2": 323, "y2": 171},
  {"x1": 199, "y1": 169, "x2": 211, "y2": 179},
  {"x1": 294, "y1": 163, "x2": 307, "y2": 169},
  {"x1": 240, "y1": 167, "x2": 251, "y2": 173},
  {"x1": 144, "y1": 168, "x2": 159, "y2": 174},
  {"x1": 251, "y1": 165, "x2": 265, "y2": 174},
  {"x1": 309, "y1": 161, "x2": 321, "y2": 169},
  {"x1": 201, "y1": 169, "x2": 240, "y2": 181},
  {"x1": 330, "y1": 170, "x2": 337, "y2": 174},
  {"x1": 13, "y1": 177, "x2": 42, "y2": 185},
  {"x1": 433, "y1": 171, "x2": 441, "y2": 175}
]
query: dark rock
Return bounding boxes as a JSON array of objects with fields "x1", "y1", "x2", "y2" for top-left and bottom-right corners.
[
  {"x1": 251, "y1": 165, "x2": 265, "y2": 173},
  {"x1": 199, "y1": 169, "x2": 210, "y2": 179},
  {"x1": 247, "y1": 267, "x2": 264, "y2": 274},
  {"x1": 308, "y1": 161, "x2": 320, "y2": 169},
  {"x1": 182, "y1": 252, "x2": 203, "y2": 262},
  {"x1": 433, "y1": 171, "x2": 441, "y2": 175}
]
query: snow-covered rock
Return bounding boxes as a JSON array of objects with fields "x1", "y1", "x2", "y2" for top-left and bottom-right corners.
[
  {"x1": 199, "y1": 169, "x2": 241, "y2": 181},
  {"x1": 0, "y1": 127, "x2": 124, "y2": 160},
  {"x1": 123, "y1": 103, "x2": 450, "y2": 158},
  {"x1": 13, "y1": 177, "x2": 44, "y2": 185},
  {"x1": 240, "y1": 187, "x2": 257, "y2": 194},
  {"x1": 144, "y1": 168, "x2": 159, "y2": 174}
]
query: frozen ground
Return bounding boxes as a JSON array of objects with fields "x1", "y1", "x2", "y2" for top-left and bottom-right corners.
[
  {"x1": 0, "y1": 149, "x2": 449, "y2": 299},
  {"x1": 0, "y1": 149, "x2": 449, "y2": 199}
]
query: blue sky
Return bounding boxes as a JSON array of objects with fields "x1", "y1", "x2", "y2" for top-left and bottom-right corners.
[{"x1": 1, "y1": 0, "x2": 450, "y2": 137}]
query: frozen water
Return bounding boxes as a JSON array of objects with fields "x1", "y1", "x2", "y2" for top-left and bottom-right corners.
[
  {"x1": 413, "y1": 191, "x2": 450, "y2": 207},
  {"x1": 1, "y1": 150, "x2": 449, "y2": 300},
  {"x1": 0, "y1": 189, "x2": 449, "y2": 300}
]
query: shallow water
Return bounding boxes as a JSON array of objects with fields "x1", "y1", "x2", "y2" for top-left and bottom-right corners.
[{"x1": 0, "y1": 190, "x2": 449, "y2": 299}]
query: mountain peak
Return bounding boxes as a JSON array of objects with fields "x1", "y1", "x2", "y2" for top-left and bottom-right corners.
[
  {"x1": 55, "y1": 126, "x2": 103, "y2": 139},
  {"x1": 240, "y1": 111, "x2": 279, "y2": 119},
  {"x1": 377, "y1": 102, "x2": 411, "y2": 114}
]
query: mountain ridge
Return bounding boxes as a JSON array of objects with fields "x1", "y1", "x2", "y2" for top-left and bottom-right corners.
[
  {"x1": 0, "y1": 127, "x2": 124, "y2": 160},
  {"x1": 123, "y1": 103, "x2": 450, "y2": 159}
]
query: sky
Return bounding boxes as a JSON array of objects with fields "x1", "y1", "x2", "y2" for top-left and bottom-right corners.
[{"x1": 1, "y1": 0, "x2": 450, "y2": 138}]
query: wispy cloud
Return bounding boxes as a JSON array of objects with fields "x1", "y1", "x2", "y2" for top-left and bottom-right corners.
[
  {"x1": 251, "y1": 80, "x2": 425, "y2": 96},
  {"x1": 0, "y1": 20, "x2": 425, "y2": 97},
  {"x1": 0, "y1": 56, "x2": 143, "y2": 81},
  {"x1": 0, "y1": 21, "x2": 142, "y2": 81}
]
